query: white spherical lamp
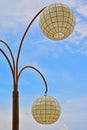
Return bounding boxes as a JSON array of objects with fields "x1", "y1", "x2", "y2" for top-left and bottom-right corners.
[
  {"x1": 39, "y1": 3, "x2": 75, "y2": 40},
  {"x1": 32, "y1": 96, "x2": 61, "y2": 124}
]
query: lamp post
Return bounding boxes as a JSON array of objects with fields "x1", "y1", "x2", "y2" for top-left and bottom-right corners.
[{"x1": 0, "y1": 3, "x2": 75, "y2": 130}]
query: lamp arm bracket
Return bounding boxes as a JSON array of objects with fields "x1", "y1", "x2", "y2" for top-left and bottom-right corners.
[{"x1": 18, "y1": 65, "x2": 48, "y2": 95}]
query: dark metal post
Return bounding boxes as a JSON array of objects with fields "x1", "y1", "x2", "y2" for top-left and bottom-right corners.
[{"x1": 12, "y1": 91, "x2": 19, "y2": 130}]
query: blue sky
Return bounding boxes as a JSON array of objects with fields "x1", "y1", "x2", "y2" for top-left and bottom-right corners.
[{"x1": 0, "y1": 0, "x2": 87, "y2": 130}]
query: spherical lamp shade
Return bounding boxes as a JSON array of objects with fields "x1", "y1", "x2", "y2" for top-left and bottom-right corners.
[
  {"x1": 32, "y1": 96, "x2": 61, "y2": 124},
  {"x1": 39, "y1": 3, "x2": 75, "y2": 40}
]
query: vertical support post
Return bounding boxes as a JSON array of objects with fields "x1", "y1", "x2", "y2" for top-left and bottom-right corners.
[{"x1": 12, "y1": 91, "x2": 19, "y2": 130}]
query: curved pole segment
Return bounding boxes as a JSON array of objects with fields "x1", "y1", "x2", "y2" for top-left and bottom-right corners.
[
  {"x1": 0, "y1": 48, "x2": 14, "y2": 78},
  {"x1": 0, "y1": 40, "x2": 15, "y2": 70},
  {"x1": 18, "y1": 66, "x2": 48, "y2": 95},
  {"x1": 16, "y1": 7, "x2": 46, "y2": 75}
]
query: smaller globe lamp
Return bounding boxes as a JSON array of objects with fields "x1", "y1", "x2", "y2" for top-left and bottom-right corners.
[{"x1": 32, "y1": 96, "x2": 61, "y2": 124}]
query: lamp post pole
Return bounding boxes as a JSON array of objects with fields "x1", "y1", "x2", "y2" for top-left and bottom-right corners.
[{"x1": 0, "y1": 7, "x2": 47, "y2": 130}]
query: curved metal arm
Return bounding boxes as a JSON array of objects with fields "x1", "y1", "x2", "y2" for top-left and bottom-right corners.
[
  {"x1": 16, "y1": 7, "x2": 46, "y2": 75},
  {"x1": 0, "y1": 48, "x2": 14, "y2": 78},
  {"x1": 18, "y1": 66, "x2": 48, "y2": 95},
  {"x1": 0, "y1": 40, "x2": 15, "y2": 70}
]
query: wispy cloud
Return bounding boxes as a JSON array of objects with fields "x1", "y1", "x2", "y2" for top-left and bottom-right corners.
[
  {"x1": 76, "y1": 4, "x2": 87, "y2": 17},
  {"x1": 60, "y1": 124, "x2": 69, "y2": 130},
  {"x1": 65, "y1": 41, "x2": 87, "y2": 55},
  {"x1": 59, "y1": 96, "x2": 87, "y2": 130},
  {"x1": 0, "y1": 108, "x2": 12, "y2": 130},
  {"x1": 64, "y1": 16, "x2": 87, "y2": 55},
  {"x1": 75, "y1": 22, "x2": 87, "y2": 39}
]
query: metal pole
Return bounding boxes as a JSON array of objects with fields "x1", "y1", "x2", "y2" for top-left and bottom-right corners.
[{"x1": 12, "y1": 91, "x2": 19, "y2": 130}]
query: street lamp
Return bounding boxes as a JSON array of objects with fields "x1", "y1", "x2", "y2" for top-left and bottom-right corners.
[{"x1": 0, "y1": 3, "x2": 75, "y2": 130}]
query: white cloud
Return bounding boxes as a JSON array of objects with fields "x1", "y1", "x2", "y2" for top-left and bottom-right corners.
[
  {"x1": 65, "y1": 42, "x2": 87, "y2": 55},
  {"x1": 64, "y1": 18, "x2": 87, "y2": 55},
  {"x1": 76, "y1": 23, "x2": 87, "y2": 38},
  {"x1": 0, "y1": 108, "x2": 12, "y2": 130},
  {"x1": 58, "y1": 96, "x2": 87, "y2": 130},
  {"x1": 60, "y1": 124, "x2": 69, "y2": 130},
  {"x1": 77, "y1": 4, "x2": 87, "y2": 17},
  {"x1": 66, "y1": 96, "x2": 87, "y2": 111}
]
